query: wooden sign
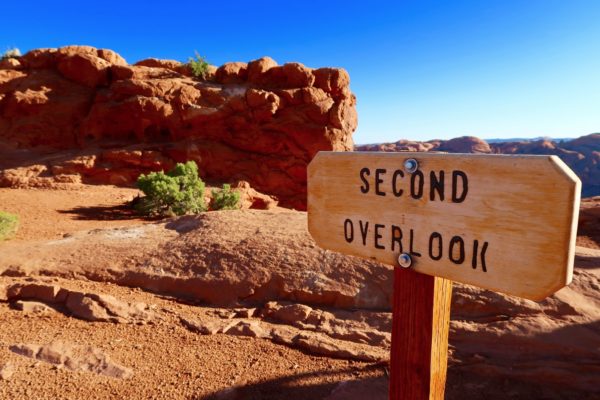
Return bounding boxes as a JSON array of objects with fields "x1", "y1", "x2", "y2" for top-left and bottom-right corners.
[
  {"x1": 307, "y1": 151, "x2": 581, "y2": 400},
  {"x1": 308, "y1": 152, "x2": 581, "y2": 301}
]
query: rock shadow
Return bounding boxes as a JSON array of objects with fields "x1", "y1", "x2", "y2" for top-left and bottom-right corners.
[
  {"x1": 447, "y1": 319, "x2": 600, "y2": 399},
  {"x1": 164, "y1": 215, "x2": 204, "y2": 233},
  {"x1": 575, "y1": 254, "x2": 600, "y2": 269}
]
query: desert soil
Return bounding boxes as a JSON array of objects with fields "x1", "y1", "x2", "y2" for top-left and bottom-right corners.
[
  {"x1": 0, "y1": 186, "x2": 599, "y2": 400},
  {"x1": 0, "y1": 186, "x2": 388, "y2": 400}
]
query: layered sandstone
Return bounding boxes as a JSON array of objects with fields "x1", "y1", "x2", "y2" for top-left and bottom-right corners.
[
  {"x1": 1, "y1": 205, "x2": 599, "y2": 397},
  {"x1": 0, "y1": 46, "x2": 357, "y2": 209},
  {"x1": 357, "y1": 134, "x2": 600, "y2": 197}
]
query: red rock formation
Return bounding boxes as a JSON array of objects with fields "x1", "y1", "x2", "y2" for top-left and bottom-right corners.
[
  {"x1": 437, "y1": 136, "x2": 491, "y2": 153},
  {"x1": 0, "y1": 46, "x2": 357, "y2": 209},
  {"x1": 357, "y1": 139, "x2": 437, "y2": 153},
  {"x1": 357, "y1": 134, "x2": 600, "y2": 197},
  {"x1": 490, "y1": 134, "x2": 599, "y2": 197}
]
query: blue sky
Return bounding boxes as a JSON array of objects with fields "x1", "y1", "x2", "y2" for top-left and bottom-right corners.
[{"x1": 2, "y1": 1, "x2": 599, "y2": 144}]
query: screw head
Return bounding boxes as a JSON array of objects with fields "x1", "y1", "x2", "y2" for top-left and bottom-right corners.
[
  {"x1": 404, "y1": 158, "x2": 418, "y2": 173},
  {"x1": 397, "y1": 253, "x2": 412, "y2": 268}
]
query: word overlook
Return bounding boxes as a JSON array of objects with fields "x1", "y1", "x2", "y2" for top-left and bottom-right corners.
[{"x1": 345, "y1": 165, "x2": 489, "y2": 271}]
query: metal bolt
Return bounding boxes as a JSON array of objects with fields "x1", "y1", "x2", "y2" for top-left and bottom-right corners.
[
  {"x1": 397, "y1": 253, "x2": 412, "y2": 268},
  {"x1": 404, "y1": 158, "x2": 419, "y2": 173}
]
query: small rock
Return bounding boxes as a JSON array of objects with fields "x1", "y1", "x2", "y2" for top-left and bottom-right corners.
[
  {"x1": 10, "y1": 342, "x2": 132, "y2": 379},
  {"x1": 0, "y1": 362, "x2": 15, "y2": 380},
  {"x1": 180, "y1": 317, "x2": 234, "y2": 335},
  {"x1": 210, "y1": 309, "x2": 236, "y2": 319},
  {"x1": 233, "y1": 181, "x2": 278, "y2": 210},
  {"x1": 13, "y1": 300, "x2": 55, "y2": 314},
  {"x1": 293, "y1": 333, "x2": 385, "y2": 362},
  {"x1": 0, "y1": 284, "x2": 8, "y2": 301},
  {"x1": 234, "y1": 308, "x2": 256, "y2": 318},
  {"x1": 11, "y1": 343, "x2": 40, "y2": 358},
  {"x1": 7, "y1": 283, "x2": 66, "y2": 303},
  {"x1": 269, "y1": 326, "x2": 299, "y2": 346},
  {"x1": 64, "y1": 291, "x2": 154, "y2": 323},
  {"x1": 37, "y1": 344, "x2": 67, "y2": 365},
  {"x1": 65, "y1": 292, "x2": 112, "y2": 321},
  {"x1": 264, "y1": 302, "x2": 313, "y2": 324},
  {"x1": 224, "y1": 321, "x2": 269, "y2": 338}
]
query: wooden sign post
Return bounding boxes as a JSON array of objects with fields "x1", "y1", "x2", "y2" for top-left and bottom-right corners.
[{"x1": 307, "y1": 152, "x2": 580, "y2": 399}]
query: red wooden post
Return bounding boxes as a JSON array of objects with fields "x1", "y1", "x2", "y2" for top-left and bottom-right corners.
[{"x1": 390, "y1": 268, "x2": 453, "y2": 400}]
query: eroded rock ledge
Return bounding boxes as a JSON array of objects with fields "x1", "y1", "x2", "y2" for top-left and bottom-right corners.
[{"x1": 0, "y1": 46, "x2": 357, "y2": 209}]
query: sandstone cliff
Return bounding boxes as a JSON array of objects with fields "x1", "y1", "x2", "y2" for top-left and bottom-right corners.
[
  {"x1": 357, "y1": 134, "x2": 600, "y2": 197},
  {"x1": 0, "y1": 46, "x2": 357, "y2": 209}
]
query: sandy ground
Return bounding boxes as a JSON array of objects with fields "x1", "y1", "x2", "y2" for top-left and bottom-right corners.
[
  {"x1": 0, "y1": 277, "x2": 384, "y2": 400},
  {"x1": 0, "y1": 186, "x2": 388, "y2": 400},
  {"x1": 0, "y1": 186, "x2": 598, "y2": 399},
  {"x1": 0, "y1": 186, "x2": 145, "y2": 241}
]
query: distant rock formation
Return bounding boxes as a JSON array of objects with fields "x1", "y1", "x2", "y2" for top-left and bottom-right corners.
[
  {"x1": 357, "y1": 134, "x2": 600, "y2": 197},
  {"x1": 0, "y1": 46, "x2": 357, "y2": 209}
]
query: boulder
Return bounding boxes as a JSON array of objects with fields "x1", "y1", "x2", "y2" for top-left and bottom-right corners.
[
  {"x1": 436, "y1": 136, "x2": 492, "y2": 153},
  {"x1": 247, "y1": 56, "x2": 278, "y2": 83},
  {"x1": 97, "y1": 48, "x2": 127, "y2": 65},
  {"x1": 233, "y1": 181, "x2": 278, "y2": 210},
  {"x1": 57, "y1": 53, "x2": 111, "y2": 87},
  {"x1": 215, "y1": 62, "x2": 248, "y2": 84},
  {"x1": 134, "y1": 58, "x2": 183, "y2": 71},
  {"x1": 313, "y1": 67, "x2": 351, "y2": 98},
  {"x1": 0, "y1": 57, "x2": 22, "y2": 70}
]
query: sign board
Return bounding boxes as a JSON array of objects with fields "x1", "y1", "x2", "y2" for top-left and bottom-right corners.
[{"x1": 308, "y1": 152, "x2": 581, "y2": 301}]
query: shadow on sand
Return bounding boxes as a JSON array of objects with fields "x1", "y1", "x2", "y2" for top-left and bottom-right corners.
[
  {"x1": 194, "y1": 364, "x2": 387, "y2": 400},
  {"x1": 57, "y1": 203, "x2": 141, "y2": 221}
]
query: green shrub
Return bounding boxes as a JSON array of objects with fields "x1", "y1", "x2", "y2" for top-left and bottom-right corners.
[
  {"x1": 187, "y1": 51, "x2": 210, "y2": 79},
  {"x1": 0, "y1": 211, "x2": 18, "y2": 240},
  {"x1": 1, "y1": 47, "x2": 21, "y2": 60},
  {"x1": 211, "y1": 184, "x2": 241, "y2": 210},
  {"x1": 135, "y1": 161, "x2": 207, "y2": 217}
]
